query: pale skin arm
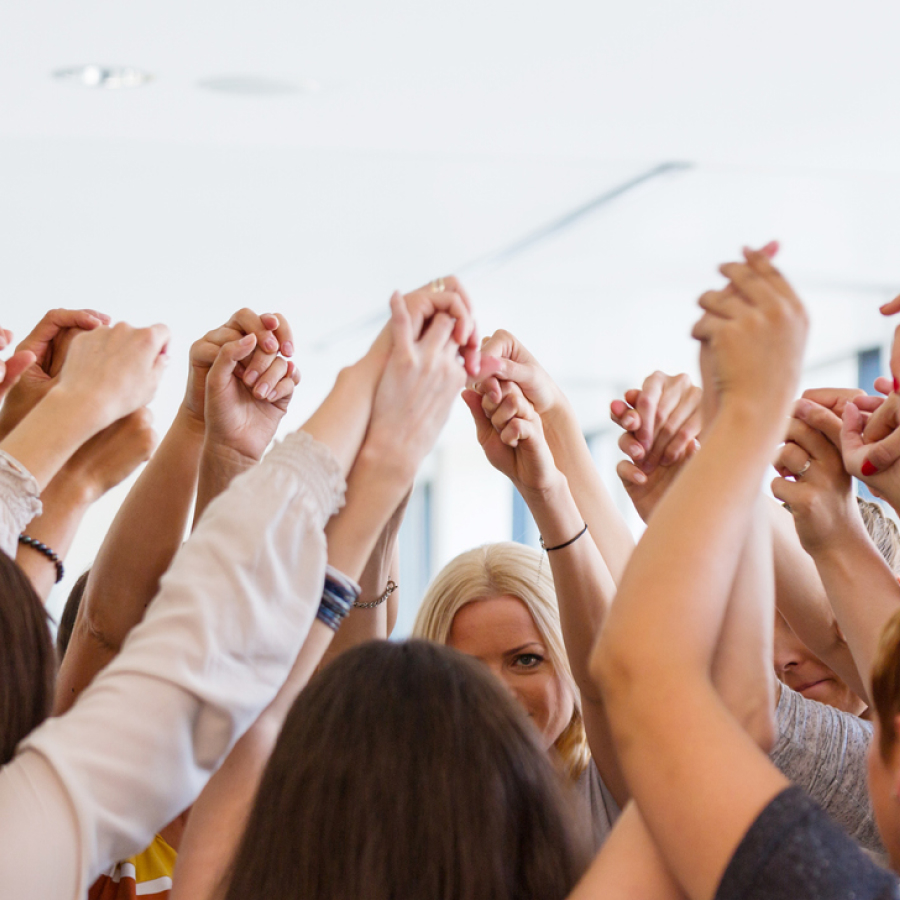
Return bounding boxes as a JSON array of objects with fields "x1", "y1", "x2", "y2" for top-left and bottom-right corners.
[
  {"x1": 613, "y1": 375, "x2": 868, "y2": 701},
  {"x1": 0, "y1": 323, "x2": 169, "y2": 496},
  {"x1": 464, "y1": 381, "x2": 628, "y2": 804},
  {"x1": 172, "y1": 296, "x2": 469, "y2": 900},
  {"x1": 320, "y1": 502, "x2": 405, "y2": 668},
  {"x1": 567, "y1": 803, "x2": 686, "y2": 900},
  {"x1": 474, "y1": 331, "x2": 634, "y2": 583},
  {"x1": 55, "y1": 312, "x2": 295, "y2": 714},
  {"x1": 17, "y1": 410, "x2": 156, "y2": 603},
  {"x1": 591, "y1": 247, "x2": 807, "y2": 900},
  {"x1": 769, "y1": 399, "x2": 900, "y2": 703}
]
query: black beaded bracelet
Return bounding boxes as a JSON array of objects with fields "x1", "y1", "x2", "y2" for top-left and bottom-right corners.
[{"x1": 18, "y1": 534, "x2": 64, "y2": 583}]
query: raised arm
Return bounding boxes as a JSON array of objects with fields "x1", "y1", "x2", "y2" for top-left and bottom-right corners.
[
  {"x1": 474, "y1": 331, "x2": 635, "y2": 582},
  {"x1": 54, "y1": 310, "x2": 295, "y2": 713},
  {"x1": 463, "y1": 378, "x2": 628, "y2": 802},
  {"x1": 770, "y1": 399, "x2": 900, "y2": 704},
  {"x1": 171, "y1": 292, "x2": 470, "y2": 900},
  {"x1": 591, "y1": 248, "x2": 808, "y2": 900}
]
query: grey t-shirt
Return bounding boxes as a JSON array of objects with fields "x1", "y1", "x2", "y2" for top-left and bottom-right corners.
[
  {"x1": 573, "y1": 760, "x2": 621, "y2": 850},
  {"x1": 716, "y1": 786, "x2": 898, "y2": 900},
  {"x1": 771, "y1": 683, "x2": 884, "y2": 856}
]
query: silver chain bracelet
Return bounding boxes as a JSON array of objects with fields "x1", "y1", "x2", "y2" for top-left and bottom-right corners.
[{"x1": 353, "y1": 579, "x2": 398, "y2": 609}]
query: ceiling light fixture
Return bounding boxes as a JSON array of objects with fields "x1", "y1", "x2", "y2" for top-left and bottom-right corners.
[
  {"x1": 197, "y1": 75, "x2": 319, "y2": 96},
  {"x1": 53, "y1": 65, "x2": 153, "y2": 89}
]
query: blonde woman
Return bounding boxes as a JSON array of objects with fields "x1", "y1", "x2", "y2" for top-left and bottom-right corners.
[{"x1": 413, "y1": 377, "x2": 627, "y2": 849}]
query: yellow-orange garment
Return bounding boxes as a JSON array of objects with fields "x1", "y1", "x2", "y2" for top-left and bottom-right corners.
[{"x1": 88, "y1": 833, "x2": 176, "y2": 900}]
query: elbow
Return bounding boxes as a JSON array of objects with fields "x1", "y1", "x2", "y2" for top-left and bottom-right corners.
[{"x1": 589, "y1": 629, "x2": 653, "y2": 721}]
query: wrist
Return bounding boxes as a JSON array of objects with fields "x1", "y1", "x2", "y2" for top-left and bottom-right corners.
[
  {"x1": 174, "y1": 402, "x2": 208, "y2": 441},
  {"x1": 353, "y1": 439, "x2": 415, "y2": 499}
]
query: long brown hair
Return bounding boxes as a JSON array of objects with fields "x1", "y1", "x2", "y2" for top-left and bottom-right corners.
[
  {"x1": 0, "y1": 551, "x2": 55, "y2": 765},
  {"x1": 223, "y1": 640, "x2": 588, "y2": 900},
  {"x1": 872, "y1": 607, "x2": 900, "y2": 760}
]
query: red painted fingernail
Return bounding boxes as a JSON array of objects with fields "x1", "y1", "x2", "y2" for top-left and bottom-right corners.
[
  {"x1": 861, "y1": 459, "x2": 879, "y2": 477},
  {"x1": 893, "y1": 377, "x2": 898, "y2": 393}
]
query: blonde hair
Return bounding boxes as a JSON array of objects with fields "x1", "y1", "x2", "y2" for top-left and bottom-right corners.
[{"x1": 412, "y1": 542, "x2": 590, "y2": 780}]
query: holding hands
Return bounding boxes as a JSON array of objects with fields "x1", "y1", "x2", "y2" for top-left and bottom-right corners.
[
  {"x1": 0, "y1": 309, "x2": 111, "y2": 438},
  {"x1": 692, "y1": 246, "x2": 808, "y2": 424},
  {"x1": 364, "y1": 292, "x2": 468, "y2": 474},
  {"x1": 189, "y1": 311, "x2": 299, "y2": 462},
  {"x1": 772, "y1": 400, "x2": 862, "y2": 556},
  {"x1": 462, "y1": 380, "x2": 561, "y2": 498}
]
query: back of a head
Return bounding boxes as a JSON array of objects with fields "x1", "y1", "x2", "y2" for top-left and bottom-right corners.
[
  {"x1": 857, "y1": 498, "x2": 900, "y2": 574},
  {"x1": 0, "y1": 551, "x2": 55, "y2": 765},
  {"x1": 223, "y1": 640, "x2": 587, "y2": 900}
]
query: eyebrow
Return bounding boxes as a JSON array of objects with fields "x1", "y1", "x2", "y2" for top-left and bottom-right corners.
[{"x1": 506, "y1": 642, "x2": 545, "y2": 656}]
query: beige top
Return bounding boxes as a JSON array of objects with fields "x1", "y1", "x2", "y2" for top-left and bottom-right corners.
[{"x1": 0, "y1": 431, "x2": 345, "y2": 899}]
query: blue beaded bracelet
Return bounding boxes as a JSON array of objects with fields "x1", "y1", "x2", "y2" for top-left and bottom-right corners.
[{"x1": 315, "y1": 565, "x2": 361, "y2": 632}]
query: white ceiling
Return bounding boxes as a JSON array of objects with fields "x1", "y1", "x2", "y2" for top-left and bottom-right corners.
[{"x1": 2, "y1": 0, "x2": 900, "y2": 435}]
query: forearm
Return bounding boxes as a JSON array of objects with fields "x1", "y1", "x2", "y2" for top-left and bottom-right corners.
[
  {"x1": 768, "y1": 498, "x2": 867, "y2": 699},
  {"x1": 320, "y1": 524, "x2": 398, "y2": 668},
  {"x1": 596, "y1": 403, "x2": 776, "y2": 685},
  {"x1": 194, "y1": 440, "x2": 256, "y2": 527},
  {"x1": 568, "y1": 803, "x2": 687, "y2": 900},
  {"x1": 524, "y1": 475, "x2": 615, "y2": 698},
  {"x1": 810, "y1": 529, "x2": 900, "y2": 701},
  {"x1": 711, "y1": 498, "x2": 776, "y2": 750},
  {"x1": 0, "y1": 391, "x2": 102, "y2": 492},
  {"x1": 171, "y1": 621, "x2": 333, "y2": 900},
  {"x1": 543, "y1": 399, "x2": 635, "y2": 583},
  {"x1": 8, "y1": 430, "x2": 346, "y2": 898},
  {"x1": 16, "y1": 474, "x2": 91, "y2": 602},
  {"x1": 55, "y1": 410, "x2": 203, "y2": 713},
  {"x1": 300, "y1": 352, "x2": 385, "y2": 477}
]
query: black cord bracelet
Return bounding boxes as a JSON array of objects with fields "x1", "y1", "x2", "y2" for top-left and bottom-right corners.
[
  {"x1": 539, "y1": 523, "x2": 589, "y2": 553},
  {"x1": 18, "y1": 534, "x2": 65, "y2": 583}
]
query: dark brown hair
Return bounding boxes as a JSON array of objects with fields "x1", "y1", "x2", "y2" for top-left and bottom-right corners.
[
  {"x1": 55, "y1": 569, "x2": 90, "y2": 660},
  {"x1": 872, "y1": 607, "x2": 900, "y2": 761},
  {"x1": 223, "y1": 640, "x2": 588, "y2": 900},
  {"x1": 0, "y1": 551, "x2": 55, "y2": 765}
]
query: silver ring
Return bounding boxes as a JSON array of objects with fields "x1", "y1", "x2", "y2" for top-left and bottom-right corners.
[{"x1": 797, "y1": 460, "x2": 811, "y2": 478}]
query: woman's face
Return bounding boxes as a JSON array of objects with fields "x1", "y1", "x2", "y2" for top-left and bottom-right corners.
[
  {"x1": 446, "y1": 595, "x2": 574, "y2": 752},
  {"x1": 773, "y1": 612, "x2": 867, "y2": 716},
  {"x1": 867, "y1": 717, "x2": 900, "y2": 872}
]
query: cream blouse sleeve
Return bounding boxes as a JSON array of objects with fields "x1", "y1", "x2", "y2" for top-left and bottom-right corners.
[{"x1": 0, "y1": 430, "x2": 345, "y2": 899}]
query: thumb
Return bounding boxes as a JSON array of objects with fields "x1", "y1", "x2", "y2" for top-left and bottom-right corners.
[
  {"x1": 208, "y1": 334, "x2": 257, "y2": 392},
  {"x1": 841, "y1": 400, "x2": 864, "y2": 443}
]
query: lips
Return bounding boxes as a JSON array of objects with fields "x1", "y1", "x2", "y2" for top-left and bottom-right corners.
[{"x1": 794, "y1": 678, "x2": 829, "y2": 695}]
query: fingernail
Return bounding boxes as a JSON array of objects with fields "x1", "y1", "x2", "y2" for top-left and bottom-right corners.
[
  {"x1": 633, "y1": 471, "x2": 647, "y2": 484},
  {"x1": 282, "y1": 341, "x2": 294, "y2": 357},
  {"x1": 255, "y1": 382, "x2": 270, "y2": 399},
  {"x1": 893, "y1": 377, "x2": 898, "y2": 393},
  {"x1": 862, "y1": 459, "x2": 879, "y2": 477},
  {"x1": 264, "y1": 337, "x2": 278, "y2": 353},
  {"x1": 245, "y1": 370, "x2": 259, "y2": 386},
  {"x1": 631, "y1": 443, "x2": 644, "y2": 460},
  {"x1": 267, "y1": 389, "x2": 278, "y2": 401}
]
